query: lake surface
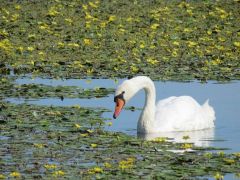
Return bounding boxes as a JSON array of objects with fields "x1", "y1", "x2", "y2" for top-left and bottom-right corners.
[{"x1": 7, "y1": 77, "x2": 240, "y2": 152}]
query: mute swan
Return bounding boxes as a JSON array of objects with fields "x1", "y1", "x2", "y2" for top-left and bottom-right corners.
[{"x1": 113, "y1": 76, "x2": 215, "y2": 133}]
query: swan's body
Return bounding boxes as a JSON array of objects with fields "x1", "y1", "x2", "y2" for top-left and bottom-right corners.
[{"x1": 113, "y1": 76, "x2": 215, "y2": 133}]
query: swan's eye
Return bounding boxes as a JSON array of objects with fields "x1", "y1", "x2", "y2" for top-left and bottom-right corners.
[{"x1": 114, "y1": 93, "x2": 125, "y2": 104}]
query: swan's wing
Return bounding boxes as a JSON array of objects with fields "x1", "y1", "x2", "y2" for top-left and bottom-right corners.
[
  {"x1": 156, "y1": 96, "x2": 177, "y2": 107},
  {"x1": 155, "y1": 96, "x2": 204, "y2": 131}
]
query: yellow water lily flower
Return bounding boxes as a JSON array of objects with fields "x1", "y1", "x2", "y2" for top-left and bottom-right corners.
[
  {"x1": 72, "y1": 104, "x2": 81, "y2": 109},
  {"x1": 118, "y1": 28, "x2": 125, "y2": 33},
  {"x1": 210, "y1": 58, "x2": 221, "y2": 66},
  {"x1": 0, "y1": 29, "x2": 8, "y2": 37},
  {"x1": 74, "y1": 123, "x2": 81, "y2": 129},
  {"x1": 44, "y1": 164, "x2": 57, "y2": 169},
  {"x1": 89, "y1": 2, "x2": 98, "y2": 8},
  {"x1": 48, "y1": 7, "x2": 59, "y2": 17},
  {"x1": 57, "y1": 42, "x2": 64, "y2": 47},
  {"x1": 10, "y1": 172, "x2": 21, "y2": 178},
  {"x1": 87, "y1": 129, "x2": 94, "y2": 133},
  {"x1": 0, "y1": 39, "x2": 13, "y2": 52},
  {"x1": 109, "y1": 15, "x2": 116, "y2": 22},
  {"x1": 17, "y1": 46, "x2": 24, "y2": 53},
  {"x1": 187, "y1": 41, "x2": 198, "y2": 47},
  {"x1": 88, "y1": 167, "x2": 103, "y2": 174},
  {"x1": 52, "y1": 170, "x2": 65, "y2": 177},
  {"x1": 0, "y1": 78, "x2": 7, "y2": 83},
  {"x1": 27, "y1": 47, "x2": 34, "y2": 51},
  {"x1": 130, "y1": 65, "x2": 139, "y2": 73},
  {"x1": 104, "y1": 162, "x2": 112, "y2": 168},
  {"x1": 114, "y1": 67, "x2": 118, "y2": 71},
  {"x1": 183, "y1": 28, "x2": 192, "y2": 33},
  {"x1": 39, "y1": 24, "x2": 49, "y2": 30},
  {"x1": 233, "y1": 152, "x2": 240, "y2": 158},
  {"x1": 172, "y1": 49, "x2": 178, "y2": 57},
  {"x1": 126, "y1": 17, "x2": 133, "y2": 22},
  {"x1": 91, "y1": 143, "x2": 97, "y2": 148},
  {"x1": 217, "y1": 151, "x2": 225, "y2": 156},
  {"x1": 233, "y1": 41, "x2": 240, "y2": 48},
  {"x1": 152, "y1": 137, "x2": 166, "y2": 143},
  {"x1": 187, "y1": 9, "x2": 193, "y2": 16},
  {"x1": 214, "y1": 172, "x2": 224, "y2": 180},
  {"x1": 34, "y1": 143, "x2": 44, "y2": 148},
  {"x1": 0, "y1": 174, "x2": 5, "y2": 179},
  {"x1": 45, "y1": 111, "x2": 61, "y2": 115},
  {"x1": 11, "y1": 14, "x2": 19, "y2": 21},
  {"x1": 139, "y1": 43, "x2": 145, "y2": 49},
  {"x1": 82, "y1": 4, "x2": 88, "y2": 10},
  {"x1": 68, "y1": 43, "x2": 79, "y2": 47},
  {"x1": 218, "y1": 37, "x2": 226, "y2": 42},
  {"x1": 207, "y1": 30, "x2": 212, "y2": 35},
  {"x1": 235, "y1": 173, "x2": 240, "y2": 178},
  {"x1": 28, "y1": 34, "x2": 36, "y2": 38},
  {"x1": 150, "y1": 45, "x2": 156, "y2": 49},
  {"x1": 173, "y1": 41, "x2": 180, "y2": 46},
  {"x1": 216, "y1": 45, "x2": 224, "y2": 51},
  {"x1": 119, "y1": 157, "x2": 135, "y2": 170},
  {"x1": 100, "y1": 21, "x2": 107, "y2": 28},
  {"x1": 220, "y1": 14, "x2": 227, "y2": 19},
  {"x1": 150, "y1": 23, "x2": 159, "y2": 30},
  {"x1": 84, "y1": 38, "x2": 92, "y2": 45},
  {"x1": 65, "y1": 18, "x2": 73, "y2": 24},
  {"x1": 87, "y1": 68, "x2": 93, "y2": 74},
  {"x1": 15, "y1": 5, "x2": 21, "y2": 10},
  {"x1": 181, "y1": 143, "x2": 193, "y2": 149},
  {"x1": 85, "y1": 12, "x2": 94, "y2": 20},
  {"x1": 204, "y1": 152, "x2": 213, "y2": 159},
  {"x1": 80, "y1": 133, "x2": 89, "y2": 137},
  {"x1": 107, "y1": 122, "x2": 112, "y2": 126},
  {"x1": 223, "y1": 158, "x2": 235, "y2": 165},
  {"x1": 147, "y1": 57, "x2": 158, "y2": 65}
]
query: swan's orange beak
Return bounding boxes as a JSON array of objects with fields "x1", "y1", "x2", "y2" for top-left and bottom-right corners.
[{"x1": 113, "y1": 98, "x2": 125, "y2": 119}]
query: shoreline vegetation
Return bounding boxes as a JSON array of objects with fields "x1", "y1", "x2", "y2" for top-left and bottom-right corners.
[{"x1": 1, "y1": 0, "x2": 240, "y2": 179}]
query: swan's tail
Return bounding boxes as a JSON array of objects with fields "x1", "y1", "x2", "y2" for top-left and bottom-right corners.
[{"x1": 202, "y1": 99, "x2": 215, "y2": 127}]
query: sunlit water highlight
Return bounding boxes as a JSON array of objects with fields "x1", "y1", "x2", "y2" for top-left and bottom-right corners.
[{"x1": 6, "y1": 77, "x2": 240, "y2": 152}]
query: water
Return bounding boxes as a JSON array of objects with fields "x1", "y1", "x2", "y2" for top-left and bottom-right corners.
[
  {"x1": 6, "y1": 77, "x2": 240, "y2": 152},
  {"x1": 15, "y1": 77, "x2": 119, "y2": 89},
  {"x1": 200, "y1": 173, "x2": 237, "y2": 180}
]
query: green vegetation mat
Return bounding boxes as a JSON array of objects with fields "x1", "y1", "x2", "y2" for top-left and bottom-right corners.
[
  {"x1": 0, "y1": 0, "x2": 240, "y2": 81},
  {"x1": 1, "y1": 101, "x2": 240, "y2": 179}
]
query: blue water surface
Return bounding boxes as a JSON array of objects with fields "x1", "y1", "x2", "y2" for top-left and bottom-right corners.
[{"x1": 7, "y1": 77, "x2": 240, "y2": 153}]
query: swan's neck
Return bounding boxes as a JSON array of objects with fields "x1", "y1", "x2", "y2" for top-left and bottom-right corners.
[{"x1": 137, "y1": 78, "x2": 156, "y2": 133}]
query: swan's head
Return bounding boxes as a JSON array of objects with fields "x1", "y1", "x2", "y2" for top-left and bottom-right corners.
[{"x1": 113, "y1": 79, "x2": 137, "y2": 119}]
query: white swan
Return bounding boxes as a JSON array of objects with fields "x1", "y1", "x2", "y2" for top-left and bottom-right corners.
[{"x1": 113, "y1": 76, "x2": 215, "y2": 133}]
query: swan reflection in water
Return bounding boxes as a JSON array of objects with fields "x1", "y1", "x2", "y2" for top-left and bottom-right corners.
[{"x1": 138, "y1": 128, "x2": 215, "y2": 147}]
